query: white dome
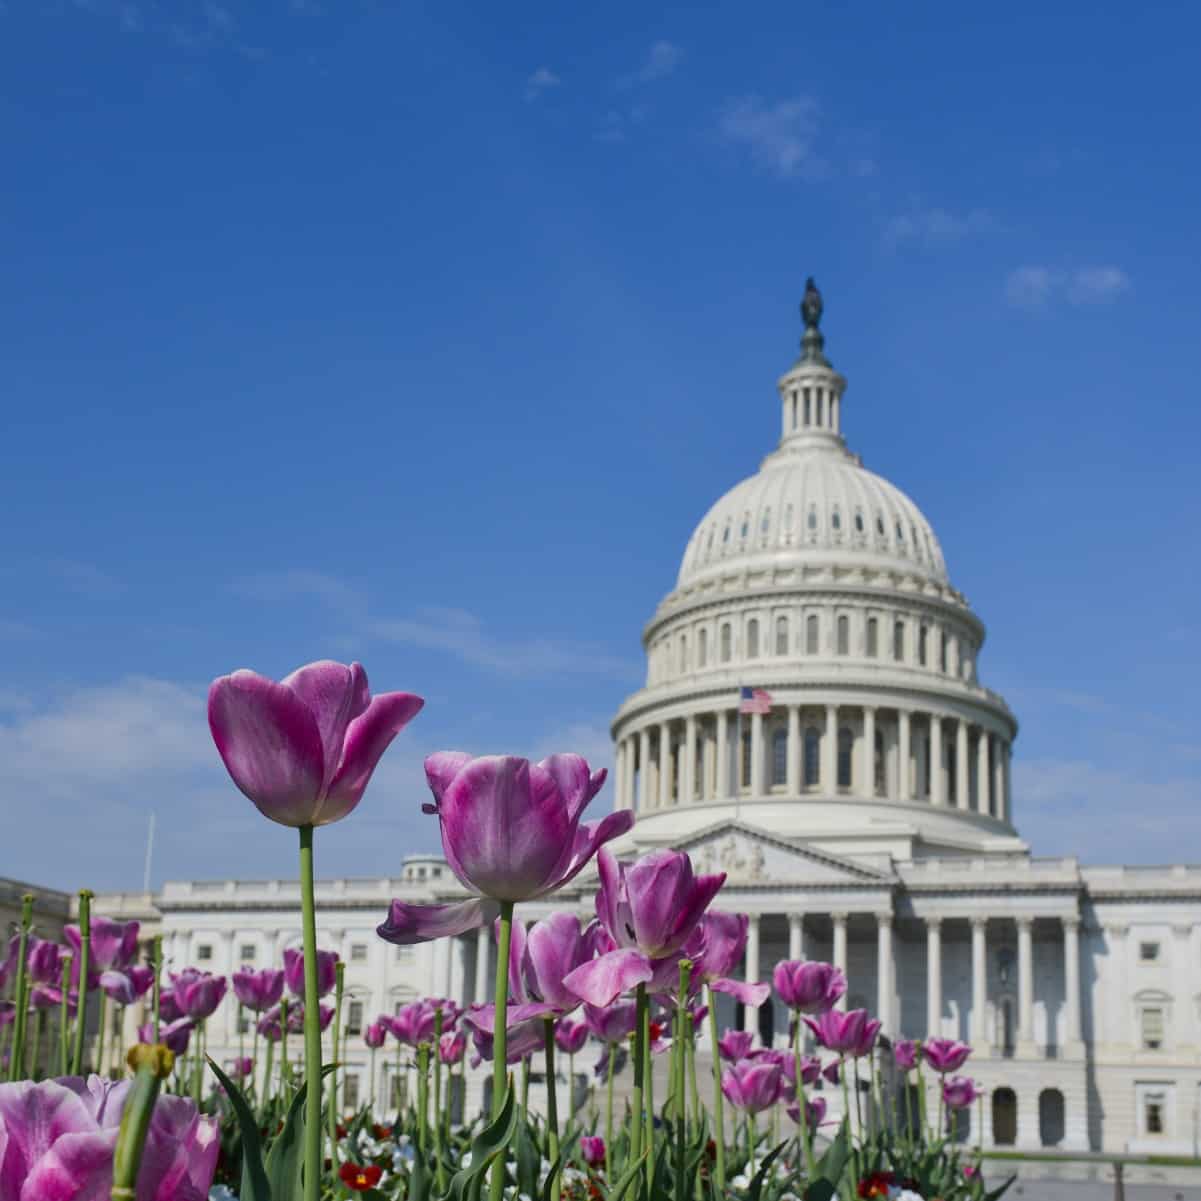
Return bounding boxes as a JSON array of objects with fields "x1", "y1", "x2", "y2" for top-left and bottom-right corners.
[{"x1": 677, "y1": 445, "x2": 949, "y2": 591}]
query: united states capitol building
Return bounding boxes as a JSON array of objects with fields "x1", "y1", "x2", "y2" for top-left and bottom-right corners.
[{"x1": 96, "y1": 283, "x2": 1201, "y2": 1156}]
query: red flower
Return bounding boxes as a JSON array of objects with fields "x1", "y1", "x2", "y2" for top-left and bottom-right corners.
[
  {"x1": 336, "y1": 1123, "x2": 349, "y2": 1139},
  {"x1": 857, "y1": 1171, "x2": 896, "y2": 1199},
  {"x1": 372, "y1": 1123, "x2": 393, "y2": 1140},
  {"x1": 648, "y1": 1020, "x2": 665, "y2": 1041},
  {"x1": 340, "y1": 1162, "x2": 383, "y2": 1191}
]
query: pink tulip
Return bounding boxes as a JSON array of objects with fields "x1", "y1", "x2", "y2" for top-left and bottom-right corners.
[
  {"x1": 26, "y1": 939, "x2": 62, "y2": 985},
  {"x1": 100, "y1": 966, "x2": 154, "y2": 1006},
  {"x1": 720, "y1": 1059, "x2": 784, "y2": 1114},
  {"x1": 286, "y1": 1002, "x2": 334, "y2": 1033},
  {"x1": 232, "y1": 967, "x2": 286, "y2": 1013},
  {"x1": 562, "y1": 849, "x2": 726, "y2": 1008},
  {"x1": 682, "y1": 911, "x2": 771, "y2": 1007},
  {"x1": 66, "y1": 917, "x2": 140, "y2": 972},
  {"x1": 507, "y1": 913, "x2": 597, "y2": 1019},
  {"x1": 256, "y1": 1013, "x2": 283, "y2": 1043},
  {"x1": 172, "y1": 970, "x2": 227, "y2": 1021},
  {"x1": 378, "y1": 754, "x2": 630, "y2": 944},
  {"x1": 439, "y1": 1031, "x2": 467, "y2": 1065},
  {"x1": 364, "y1": 1021, "x2": 388, "y2": 1050},
  {"x1": 923, "y1": 1037, "x2": 972, "y2": 1074},
  {"x1": 580, "y1": 1135, "x2": 606, "y2": 1168},
  {"x1": 772, "y1": 960, "x2": 846, "y2": 1014},
  {"x1": 386, "y1": 1000, "x2": 438, "y2": 1047},
  {"x1": 786, "y1": 1095, "x2": 827, "y2": 1133},
  {"x1": 0, "y1": 1075, "x2": 218, "y2": 1198},
  {"x1": 208, "y1": 659, "x2": 423, "y2": 828},
  {"x1": 462, "y1": 1006, "x2": 546, "y2": 1064},
  {"x1": 717, "y1": 1030, "x2": 754, "y2": 1062},
  {"x1": 894, "y1": 1038, "x2": 920, "y2": 1071},
  {"x1": 554, "y1": 1018, "x2": 588, "y2": 1055},
  {"x1": 942, "y1": 1075, "x2": 982, "y2": 1109},
  {"x1": 283, "y1": 947, "x2": 338, "y2": 1000},
  {"x1": 232, "y1": 1057, "x2": 254, "y2": 1079},
  {"x1": 802, "y1": 1008, "x2": 880, "y2": 1058},
  {"x1": 582, "y1": 1001, "x2": 639, "y2": 1045},
  {"x1": 138, "y1": 1017, "x2": 194, "y2": 1055}
]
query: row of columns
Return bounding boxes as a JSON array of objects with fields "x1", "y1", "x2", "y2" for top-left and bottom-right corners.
[{"x1": 615, "y1": 704, "x2": 1011, "y2": 819}]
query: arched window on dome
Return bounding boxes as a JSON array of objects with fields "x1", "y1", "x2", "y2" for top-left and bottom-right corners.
[
  {"x1": 720, "y1": 623, "x2": 732, "y2": 663},
  {"x1": 837, "y1": 615, "x2": 849, "y2": 656},
  {"x1": 918, "y1": 625, "x2": 929, "y2": 667},
  {"x1": 746, "y1": 618, "x2": 760, "y2": 659},
  {"x1": 740, "y1": 516, "x2": 749, "y2": 542},
  {"x1": 939, "y1": 629, "x2": 948, "y2": 673},
  {"x1": 893, "y1": 620, "x2": 905, "y2": 662},
  {"x1": 837, "y1": 727, "x2": 854, "y2": 790},
  {"x1": 831, "y1": 507, "x2": 842, "y2": 533},
  {"x1": 740, "y1": 729, "x2": 752, "y2": 790},
  {"x1": 722, "y1": 522, "x2": 731, "y2": 547},
  {"x1": 760, "y1": 507, "x2": 771, "y2": 543},
  {"x1": 876, "y1": 514, "x2": 886, "y2": 537},
  {"x1": 678, "y1": 634, "x2": 688, "y2": 673},
  {"x1": 874, "y1": 729, "x2": 887, "y2": 795},
  {"x1": 784, "y1": 504, "x2": 794, "y2": 544},
  {"x1": 806, "y1": 614, "x2": 819, "y2": 655},
  {"x1": 771, "y1": 728, "x2": 787, "y2": 787},
  {"x1": 807, "y1": 506, "x2": 818, "y2": 533},
  {"x1": 706, "y1": 527, "x2": 715, "y2": 554},
  {"x1": 866, "y1": 617, "x2": 879, "y2": 658},
  {"x1": 911, "y1": 524, "x2": 919, "y2": 554},
  {"x1": 698, "y1": 627, "x2": 708, "y2": 668},
  {"x1": 803, "y1": 727, "x2": 820, "y2": 788},
  {"x1": 775, "y1": 616, "x2": 789, "y2": 656},
  {"x1": 895, "y1": 521, "x2": 905, "y2": 544},
  {"x1": 855, "y1": 510, "x2": 865, "y2": 534},
  {"x1": 803, "y1": 387, "x2": 811, "y2": 426}
]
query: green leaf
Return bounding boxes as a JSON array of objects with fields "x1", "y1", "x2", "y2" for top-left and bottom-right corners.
[
  {"x1": 439, "y1": 1085, "x2": 518, "y2": 1201},
  {"x1": 746, "y1": 1142, "x2": 785, "y2": 1201},
  {"x1": 410, "y1": 1147, "x2": 432, "y2": 1201},
  {"x1": 263, "y1": 1080, "x2": 308, "y2": 1201},
  {"x1": 815, "y1": 1118, "x2": 849, "y2": 1185},
  {"x1": 984, "y1": 1173, "x2": 1018, "y2": 1200},
  {"x1": 605, "y1": 1148, "x2": 648, "y2": 1201},
  {"x1": 515, "y1": 1115, "x2": 541, "y2": 1198},
  {"x1": 538, "y1": 1148, "x2": 567, "y2": 1201},
  {"x1": 801, "y1": 1181, "x2": 836, "y2": 1201},
  {"x1": 208, "y1": 1057, "x2": 272, "y2": 1201}
]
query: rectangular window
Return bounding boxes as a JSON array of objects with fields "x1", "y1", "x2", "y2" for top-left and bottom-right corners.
[
  {"x1": 347, "y1": 1000, "x2": 364, "y2": 1036},
  {"x1": 893, "y1": 621, "x2": 904, "y2": 662},
  {"x1": 1139, "y1": 941, "x2": 1161, "y2": 962},
  {"x1": 238, "y1": 1011, "x2": 251, "y2": 1035},
  {"x1": 918, "y1": 625, "x2": 929, "y2": 666},
  {"x1": 196, "y1": 944, "x2": 213, "y2": 962},
  {"x1": 395, "y1": 946, "x2": 413, "y2": 962},
  {"x1": 836, "y1": 615, "x2": 849, "y2": 655},
  {"x1": 775, "y1": 617, "x2": 788, "y2": 656},
  {"x1": 1146, "y1": 1099, "x2": 1164, "y2": 1134},
  {"x1": 866, "y1": 617, "x2": 878, "y2": 658},
  {"x1": 350, "y1": 943, "x2": 368, "y2": 963},
  {"x1": 805, "y1": 615, "x2": 819, "y2": 655},
  {"x1": 939, "y1": 630, "x2": 948, "y2": 672},
  {"x1": 240, "y1": 944, "x2": 256, "y2": 962},
  {"x1": 1141, "y1": 1008, "x2": 1165, "y2": 1050},
  {"x1": 740, "y1": 731, "x2": 751, "y2": 788},
  {"x1": 343, "y1": 1074, "x2": 360, "y2": 1110}
]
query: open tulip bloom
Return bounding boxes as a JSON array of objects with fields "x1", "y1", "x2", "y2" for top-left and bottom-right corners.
[
  {"x1": 66, "y1": 916, "x2": 139, "y2": 972},
  {"x1": 803, "y1": 1007, "x2": 881, "y2": 1058},
  {"x1": 721, "y1": 1058, "x2": 785, "y2": 1114},
  {"x1": 942, "y1": 1074, "x2": 982, "y2": 1110},
  {"x1": 922, "y1": 1036, "x2": 972, "y2": 1074},
  {"x1": 772, "y1": 959, "x2": 847, "y2": 1014},
  {"x1": 505, "y1": 912, "x2": 597, "y2": 1022},
  {"x1": 232, "y1": 967, "x2": 285, "y2": 1013},
  {"x1": 283, "y1": 946, "x2": 338, "y2": 999}
]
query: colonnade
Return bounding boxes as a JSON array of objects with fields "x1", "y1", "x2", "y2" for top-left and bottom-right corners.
[{"x1": 614, "y1": 703, "x2": 1011, "y2": 820}]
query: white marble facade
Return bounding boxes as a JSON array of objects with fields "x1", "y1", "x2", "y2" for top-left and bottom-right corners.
[{"x1": 93, "y1": 285, "x2": 1201, "y2": 1155}]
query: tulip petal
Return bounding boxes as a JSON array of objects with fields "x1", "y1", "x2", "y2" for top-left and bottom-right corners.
[
  {"x1": 0, "y1": 1080, "x2": 100, "y2": 1196},
  {"x1": 536, "y1": 754, "x2": 593, "y2": 825},
  {"x1": 320, "y1": 691, "x2": 424, "y2": 824},
  {"x1": 208, "y1": 670, "x2": 326, "y2": 827},
  {"x1": 424, "y1": 752, "x2": 473, "y2": 806},
  {"x1": 19, "y1": 1128, "x2": 119, "y2": 1200},
  {"x1": 710, "y1": 977, "x2": 771, "y2": 1008},
  {"x1": 692, "y1": 912, "x2": 748, "y2": 982},
  {"x1": 562, "y1": 949, "x2": 654, "y2": 1008},
  {"x1": 282, "y1": 660, "x2": 370, "y2": 797},
  {"x1": 376, "y1": 898, "x2": 499, "y2": 946},
  {"x1": 537, "y1": 809, "x2": 635, "y2": 899},
  {"x1": 506, "y1": 918, "x2": 529, "y2": 1004}
]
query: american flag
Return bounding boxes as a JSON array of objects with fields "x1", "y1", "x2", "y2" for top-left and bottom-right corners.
[{"x1": 738, "y1": 686, "x2": 773, "y2": 715}]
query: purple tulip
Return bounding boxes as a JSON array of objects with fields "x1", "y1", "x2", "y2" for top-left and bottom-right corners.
[
  {"x1": 364, "y1": 1021, "x2": 388, "y2": 1050},
  {"x1": 257, "y1": 1013, "x2": 283, "y2": 1043},
  {"x1": 100, "y1": 965, "x2": 154, "y2": 1006},
  {"x1": 387, "y1": 1000, "x2": 438, "y2": 1047},
  {"x1": 822, "y1": 1059, "x2": 840, "y2": 1085},
  {"x1": 580, "y1": 1135, "x2": 606, "y2": 1168},
  {"x1": 139, "y1": 1017, "x2": 195, "y2": 1055},
  {"x1": 66, "y1": 917, "x2": 140, "y2": 972},
  {"x1": 772, "y1": 960, "x2": 846, "y2": 1014},
  {"x1": 158, "y1": 991, "x2": 183, "y2": 1024},
  {"x1": 717, "y1": 1030, "x2": 755, "y2": 1062},
  {"x1": 687, "y1": 1002, "x2": 708, "y2": 1032},
  {"x1": 894, "y1": 1039, "x2": 920, "y2": 1071},
  {"x1": 942, "y1": 1075, "x2": 982, "y2": 1109},
  {"x1": 26, "y1": 939, "x2": 62, "y2": 985},
  {"x1": 582, "y1": 1001, "x2": 639, "y2": 1045},
  {"x1": 30, "y1": 985, "x2": 66, "y2": 1012},
  {"x1": 172, "y1": 969, "x2": 228, "y2": 1021},
  {"x1": 554, "y1": 1018, "x2": 588, "y2": 1055},
  {"x1": 0, "y1": 1075, "x2": 218, "y2": 1198},
  {"x1": 721, "y1": 1059, "x2": 784, "y2": 1114},
  {"x1": 786, "y1": 1095, "x2": 827, "y2": 1133},
  {"x1": 283, "y1": 947, "x2": 338, "y2": 1000},
  {"x1": 378, "y1": 753, "x2": 631, "y2": 944},
  {"x1": 439, "y1": 1030, "x2": 467, "y2": 1065},
  {"x1": 462, "y1": 1005, "x2": 546, "y2": 1064},
  {"x1": 286, "y1": 1002, "x2": 334, "y2": 1033},
  {"x1": 0, "y1": 1003, "x2": 14, "y2": 1028},
  {"x1": 563, "y1": 849, "x2": 726, "y2": 1008},
  {"x1": 682, "y1": 912, "x2": 771, "y2": 1008},
  {"x1": 803, "y1": 1008, "x2": 880, "y2": 1058},
  {"x1": 232, "y1": 1057, "x2": 254, "y2": 1079},
  {"x1": 232, "y1": 967, "x2": 286, "y2": 1013},
  {"x1": 208, "y1": 659, "x2": 423, "y2": 828},
  {"x1": 427, "y1": 997, "x2": 462, "y2": 1031},
  {"x1": 507, "y1": 913, "x2": 597, "y2": 1019},
  {"x1": 923, "y1": 1037, "x2": 972, "y2": 1075}
]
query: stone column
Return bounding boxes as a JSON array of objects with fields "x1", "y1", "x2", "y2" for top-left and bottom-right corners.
[
  {"x1": 750, "y1": 711, "x2": 765, "y2": 796},
  {"x1": 638, "y1": 729, "x2": 651, "y2": 809},
  {"x1": 741, "y1": 915, "x2": 761, "y2": 1031},
  {"x1": 930, "y1": 715, "x2": 944, "y2": 805},
  {"x1": 832, "y1": 912, "x2": 848, "y2": 1011},
  {"x1": 971, "y1": 918, "x2": 988, "y2": 1046},
  {"x1": 926, "y1": 917, "x2": 942, "y2": 1036},
  {"x1": 898, "y1": 710, "x2": 911, "y2": 801},
  {"x1": 614, "y1": 741, "x2": 626, "y2": 808},
  {"x1": 474, "y1": 928, "x2": 490, "y2": 1005},
  {"x1": 993, "y1": 741, "x2": 1005, "y2": 823},
  {"x1": 441, "y1": 937, "x2": 454, "y2": 999},
  {"x1": 786, "y1": 705, "x2": 801, "y2": 796},
  {"x1": 658, "y1": 722, "x2": 671, "y2": 807},
  {"x1": 716, "y1": 711, "x2": 729, "y2": 800},
  {"x1": 788, "y1": 913, "x2": 805, "y2": 961},
  {"x1": 220, "y1": 930, "x2": 236, "y2": 1043},
  {"x1": 823, "y1": 704, "x2": 837, "y2": 792},
  {"x1": 955, "y1": 720, "x2": 969, "y2": 810},
  {"x1": 1063, "y1": 916, "x2": 1082, "y2": 1054},
  {"x1": 684, "y1": 715, "x2": 697, "y2": 804},
  {"x1": 876, "y1": 913, "x2": 894, "y2": 1036},
  {"x1": 702, "y1": 720, "x2": 715, "y2": 800},
  {"x1": 624, "y1": 738, "x2": 636, "y2": 809},
  {"x1": 1017, "y1": 917, "x2": 1036, "y2": 1055},
  {"x1": 861, "y1": 706, "x2": 876, "y2": 798},
  {"x1": 976, "y1": 731, "x2": 990, "y2": 816}
]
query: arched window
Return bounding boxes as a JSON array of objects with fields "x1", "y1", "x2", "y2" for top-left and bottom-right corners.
[
  {"x1": 740, "y1": 729, "x2": 752, "y2": 789},
  {"x1": 771, "y1": 729, "x2": 787, "y2": 786},
  {"x1": 803, "y1": 727, "x2": 820, "y2": 788},
  {"x1": 992, "y1": 1086, "x2": 1017, "y2": 1146},
  {"x1": 831, "y1": 507, "x2": 841, "y2": 532},
  {"x1": 720, "y1": 624, "x2": 732, "y2": 663},
  {"x1": 837, "y1": 615, "x2": 849, "y2": 655},
  {"x1": 893, "y1": 620, "x2": 905, "y2": 661},
  {"x1": 837, "y1": 727, "x2": 854, "y2": 789},
  {"x1": 740, "y1": 517, "x2": 749, "y2": 541},
  {"x1": 806, "y1": 614, "x2": 819, "y2": 655},
  {"x1": 807, "y1": 506, "x2": 817, "y2": 532},
  {"x1": 895, "y1": 521, "x2": 905, "y2": 543},
  {"x1": 746, "y1": 619, "x2": 760, "y2": 659},
  {"x1": 1039, "y1": 1089, "x2": 1065, "y2": 1148},
  {"x1": 760, "y1": 508, "x2": 771, "y2": 536},
  {"x1": 918, "y1": 625, "x2": 929, "y2": 667},
  {"x1": 874, "y1": 730, "x2": 886, "y2": 795},
  {"x1": 803, "y1": 387, "x2": 811, "y2": 426},
  {"x1": 866, "y1": 617, "x2": 879, "y2": 658},
  {"x1": 876, "y1": 514, "x2": 885, "y2": 537},
  {"x1": 678, "y1": 635, "x2": 687, "y2": 673},
  {"x1": 775, "y1": 616, "x2": 789, "y2": 655},
  {"x1": 722, "y1": 522, "x2": 731, "y2": 544},
  {"x1": 855, "y1": 510, "x2": 864, "y2": 534},
  {"x1": 698, "y1": 627, "x2": 708, "y2": 667},
  {"x1": 939, "y1": 629, "x2": 948, "y2": 673}
]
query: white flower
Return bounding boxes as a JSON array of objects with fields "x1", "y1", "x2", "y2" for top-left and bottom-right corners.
[{"x1": 892, "y1": 1190, "x2": 925, "y2": 1201}]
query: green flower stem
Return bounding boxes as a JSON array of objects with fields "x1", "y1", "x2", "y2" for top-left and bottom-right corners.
[
  {"x1": 8, "y1": 894, "x2": 33, "y2": 1082},
  {"x1": 520, "y1": 1058, "x2": 530, "y2": 1121},
  {"x1": 239, "y1": 1004, "x2": 246, "y2": 1078},
  {"x1": 328, "y1": 961, "x2": 345, "y2": 1182},
  {"x1": 192, "y1": 1020, "x2": 207, "y2": 1106},
  {"x1": 111, "y1": 1044, "x2": 174, "y2": 1201},
  {"x1": 250, "y1": 1019, "x2": 260, "y2": 1104},
  {"x1": 433, "y1": 1007, "x2": 447, "y2": 1194},
  {"x1": 686, "y1": 1027, "x2": 699, "y2": 1135},
  {"x1": 369, "y1": 1047, "x2": 377, "y2": 1110},
  {"x1": 628, "y1": 984, "x2": 648, "y2": 1192},
  {"x1": 96, "y1": 993, "x2": 108, "y2": 1079},
  {"x1": 641, "y1": 990, "x2": 654, "y2": 1201},
  {"x1": 605, "y1": 1043, "x2": 615, "y2": 1180},
  {"x1": 673, "y1": 962, "x2": 691, "y2": 1201},
  {"x1": 704, "y1": 984, "x2": 727, "y2": 1193},
  {"x1": 916, "y1": 1061, "x2": 928, "y2": 1145},
  {"x1": 298, "y1": 823, "x2": 323, "y2": 1201},
  {"x1": 261, "y1": 1038, "x2": 275, "y2": 1120},
  {"x1": 280, "y1": 998, "x2": 290, "y2": 1088},
  {"x1": 488, "y1": 900, "x2": 515, "y2": 1201},
  {"x1": 29, "y1": 1009, "x2": 45, "y2": 1079},
  {"x1": 59, "y1": 954, "x2": 73, "y2": 1077},
  {"x1": 544, "y1": 1017, "x2": 561, "y2": 1201},
  {"x1": 151, "y1": 936, "x2": 162, "y2": 1043},
  {"x1": 791, "y1": 1017, "x2": 817, "y2": 1181},
  {"x1": 71, "y1": 890, "x2": 93, "y2": 1076},
  {"x1": 416, "y1": 1042, "x2": 430, "y2": 1155},
  {"x1": 747, "y1": 1112, "x2": 756, "y2": 1178},
  {"x1": 840, "y1": 1055, "x2": 859, "y2": 1186}
]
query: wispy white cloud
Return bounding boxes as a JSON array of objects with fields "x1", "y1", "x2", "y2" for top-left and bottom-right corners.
[
  {"x1": 47, "y1": 558, "x2": 122, "y2": 598},
  {"x1": 617, "y1": 40, "x2": 683, "y2": 89},
  {"x1": 717, "y1": 96, "x2": 823, "y2": 179},
  {"x1": 883, "y1": 206, "x2": 995, "y2": 247},
  {"x1": 525, "y1": 67, "x2": 561, "y2": 103},
  {"x1": 1005, "y1": 265, "x2": 1130, "y2": 309}
]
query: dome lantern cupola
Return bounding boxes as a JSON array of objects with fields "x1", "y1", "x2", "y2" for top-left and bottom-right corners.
[{"x1": 776, "y1": 277, "x2": 848, "y2": 453}]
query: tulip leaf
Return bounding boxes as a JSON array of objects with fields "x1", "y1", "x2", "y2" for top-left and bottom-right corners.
[
  {"x1": 605, "y1": 1148, "x2": 648, "y2": 1201},
  {"x1": 537, "y1": 1147, "x2": 567, "y2": 1201},
  {"x1": 410, "y1": 1148, "x2": 431, "y2": 1201},
  {"x1": 515, "y1": 1114, "x2": 541, "y2": 1198},
  {"x1": 801, "y1": 1182, "x2": 836, "y2": 1201},
  {"x1": 815, "y1": 1118, "x2": 849, "y2": 1184},
  {"x1": 985, "y1": 1175, "x2": 1017, "y2": 1200},
  {"x1": 438, "y1": 1084, "x2": 518, "y2": 1201},
  {"x1": 208, "y1": 1057, "x2": 272, "y2": 1201},
  {"x1": 745, "y1": 1141, "x2": 785, "y2": 1201}
]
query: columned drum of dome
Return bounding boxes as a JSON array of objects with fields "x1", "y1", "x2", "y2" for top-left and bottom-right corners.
[{"x1": 610, "y1": 281, "x2": 1021, "y2": 860}]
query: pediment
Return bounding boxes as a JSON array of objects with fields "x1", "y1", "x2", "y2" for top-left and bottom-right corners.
[{"x1": 673, "y1": 820, "x2": 894, "y2": 887}]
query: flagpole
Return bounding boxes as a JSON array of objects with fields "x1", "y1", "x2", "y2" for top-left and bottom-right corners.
[{"x1": 734, "y1": 685, "x2": 742, "y2": 825}]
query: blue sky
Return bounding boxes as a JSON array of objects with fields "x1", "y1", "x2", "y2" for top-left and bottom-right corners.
[{"x1": 1, "y1": 1, "x2": 1199, "y2": 890}]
